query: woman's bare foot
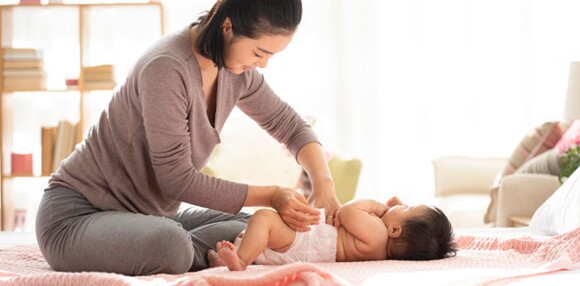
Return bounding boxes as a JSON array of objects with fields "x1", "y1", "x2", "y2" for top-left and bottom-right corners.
[
  {"x1": 217, "y1": 240, "x2": 247, "y2": 271},
  {"x1": 207, "y1": 249, "x2": 226, "y2": 268}
]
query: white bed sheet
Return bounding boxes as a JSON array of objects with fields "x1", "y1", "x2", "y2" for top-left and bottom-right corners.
[
  {"x1": 455, "y1": 226, "x2": 552, "y2": 238},
  {"x1": 1, "y1": 228, "x2": 578, "y2": 285}
]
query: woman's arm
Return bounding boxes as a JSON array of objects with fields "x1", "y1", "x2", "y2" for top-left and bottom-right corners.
[
  {"x1": 244, "y1": 185, "x2": 321, "y2": 232},
  {"x1": 236, "y1": 70, "x2": 336, "y2": 227},
  {"x1": 297, "y1": 142, "x2": 341, "y2": 223}
]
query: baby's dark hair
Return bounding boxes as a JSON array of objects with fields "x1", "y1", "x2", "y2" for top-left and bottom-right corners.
[{"x1": 388, "y1": 206, "x2": 457, "y2": 260}]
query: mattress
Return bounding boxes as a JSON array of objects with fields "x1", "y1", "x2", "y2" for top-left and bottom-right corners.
[{"x1": 0, "y1": 227, "x2": 578, "y2": 285}]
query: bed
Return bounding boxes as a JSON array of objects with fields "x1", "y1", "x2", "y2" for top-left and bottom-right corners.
[{"x1": 1, "y1": 226, "x2": 578, "y2": 285}]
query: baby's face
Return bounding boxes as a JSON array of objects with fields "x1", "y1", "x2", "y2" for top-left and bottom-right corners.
[{"x1": 380, "y1": 204, "x2": 431, "y2": 227}]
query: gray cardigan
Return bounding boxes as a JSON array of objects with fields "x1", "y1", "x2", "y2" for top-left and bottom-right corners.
[{"x1": 49, "y1": 24, "x2": 319, "y2": 217}]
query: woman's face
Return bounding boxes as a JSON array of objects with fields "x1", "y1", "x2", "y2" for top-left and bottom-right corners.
[{"x1": 222, "y1": 20, "x2": 294, "y2": 74}]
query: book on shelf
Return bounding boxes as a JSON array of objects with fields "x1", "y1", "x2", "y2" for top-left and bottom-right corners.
[
  {"x1": 83, "y1": 65, "x2": 114, "y2": 78},
  {"x1": 3, "y1": 60, "x2": 44, "y2": 69},
  {"x1": 2, "y1": 48, "x2": 43, "y2": 62},
  {"x1": 84, "y1": 72, "x2": 115, "y2": 82},
  {"x1": 83, "y1": 80, "x2": 117, "y2": 89},
  {"x1": 3, "y1": 69, "x2": 46, "y2": 78},
  {"x1": 3, "y1": 77, "x2": 47, "y2": 90},
  {"x1": 83, "y1": 64, "x2": 113, "y2": 73},
  {"x1": 51, "y1": 121, "x2": 78, "y2": 173},
  {"x1": 41, "y1": 126, "x2": 58, "y2": 176},
  {"x1": 2, "y1": 47, "x2": 46, "y2": 90},
  {"x1": 83, "y1": 65, "x2": 116, "y2": 89}
]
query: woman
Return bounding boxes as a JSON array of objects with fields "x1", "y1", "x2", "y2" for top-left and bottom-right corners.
[{"x1": 35, "y1": 0, "x2": 340, "y2": 276}]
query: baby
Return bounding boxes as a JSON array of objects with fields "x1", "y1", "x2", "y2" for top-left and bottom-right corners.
[{"x1": 208, "y1": 196, "x2": 457, "y2": 270}]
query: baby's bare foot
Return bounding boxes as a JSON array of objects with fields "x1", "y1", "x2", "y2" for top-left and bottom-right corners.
[
  {"x1": 217, "y1": 240, "x2": 246, "y2": 271},
  {"x1": 207, "y1": 249, "x2": 226, "y2": 268}
]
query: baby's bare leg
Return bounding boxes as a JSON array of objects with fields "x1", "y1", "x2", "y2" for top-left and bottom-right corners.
[
  {"x1": 209, "y1": 231, "x2": 244, "y2": 268},
  {"x1": 216, "y1": 241, "x2": 244, "y2": 270},
  {"x1": 233, "y1": 231, "x2": 245, "y2": 248},
  {"x1": 217, "y1": 209, "x2": 296, "y2": 271}
]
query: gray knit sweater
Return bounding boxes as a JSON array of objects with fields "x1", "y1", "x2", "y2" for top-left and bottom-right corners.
[{"x1": 48, "y1": 24, "x2": 319, "y2": 217}]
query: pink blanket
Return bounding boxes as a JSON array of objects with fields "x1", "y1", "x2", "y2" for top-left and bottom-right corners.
[{"x1": 0, "y1": 228, "x2": 578, "y2": 286}]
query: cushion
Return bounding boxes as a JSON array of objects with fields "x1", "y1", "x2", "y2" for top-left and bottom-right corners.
[
  {"x1": 514, "y1": 148, "x2": 560, "y2": 175},
  {"x1": 485, "y1": 121, "x2": 567, "y2": 224},
  {"x1": 327, "y1": 155, "x2": 362, "y2": 204},
  {"x1": 530, "y1": 167, "x2": 580, "y2": 235},
  {"x1": 554, "y1": 119, "x2": 580, "y2": 154},
  {"x1": 296, "y1": 155, "x2": 362, "y2": 205},
  {"x1": 502, "y1": 122, "x2": 565, "y2": 176}
]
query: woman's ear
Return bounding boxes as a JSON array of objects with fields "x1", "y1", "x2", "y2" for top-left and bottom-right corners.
[
  {"x1": 387, "y1": 225, "x2": 402, "y2": 238},
  {"x1": 222, "y1": 17, "x2": 233, "y2": 38}
]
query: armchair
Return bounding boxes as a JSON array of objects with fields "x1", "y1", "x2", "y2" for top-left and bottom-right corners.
[
  {"x1": 432, "y1": 156, "x2": 561, "y2": 228},
  {"x1": 495, "y1": 174, "x2": 560, "y2": 227},
  {"x1": 432, "y1": 156, "x2": 506, "y2": 228}
]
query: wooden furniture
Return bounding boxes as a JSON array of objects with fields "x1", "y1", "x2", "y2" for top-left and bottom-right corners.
[
  {"x1": 508, "y1": 216, "x2": 531, "y2": 227},
  {"x1": 0, "y1": 2, "x2": 164, "y2": 231}
]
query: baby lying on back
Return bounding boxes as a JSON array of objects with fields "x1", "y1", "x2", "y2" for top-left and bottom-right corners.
[{"x1": 208, "y1": 196, "x2": 457, "y2": 270}]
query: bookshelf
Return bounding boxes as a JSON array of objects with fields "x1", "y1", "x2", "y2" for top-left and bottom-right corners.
[{"x1": 0, "y1": 1, "x2": 165, "y2": 231}]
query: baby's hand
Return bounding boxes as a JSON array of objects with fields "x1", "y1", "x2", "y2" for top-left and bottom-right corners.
[{"x1": 386, "y1": 196, "x2": 403, "y2": 207}]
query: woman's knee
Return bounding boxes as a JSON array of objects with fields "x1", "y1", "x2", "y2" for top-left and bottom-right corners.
[
  {"x1": 233, "y1": 211, "x2": 253, "y2": 222},
  {"x1": 144, "y1": 223, "x2": 194, "y2": 274}
]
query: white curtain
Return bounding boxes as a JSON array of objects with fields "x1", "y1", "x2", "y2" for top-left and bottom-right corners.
[{"x1": 259, "y1": 0, "x2": 580, "y2": 203}]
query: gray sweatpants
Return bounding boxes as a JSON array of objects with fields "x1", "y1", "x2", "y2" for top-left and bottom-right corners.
[{"x1": 35, "y1": 187, "x2": 251, "y2": 275}]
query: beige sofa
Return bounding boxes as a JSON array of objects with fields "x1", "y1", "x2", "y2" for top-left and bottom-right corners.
[
  {"x1": 432, "y1": 156, "x2": 561, "y2": 228},
  {"x1": 494, "y1": 173, "x2": 561, "y2": 227}
]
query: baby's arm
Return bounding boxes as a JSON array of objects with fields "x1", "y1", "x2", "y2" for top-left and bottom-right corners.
[
  {"x1": 336, "y1": 200, "x2": 388, "y2": 250},
  {"x1": 335, "y1": 199, "x2": 387, "y2": 224},
  {"x1": 386, "y1": 196, "x2": 403, "y2": 208}
]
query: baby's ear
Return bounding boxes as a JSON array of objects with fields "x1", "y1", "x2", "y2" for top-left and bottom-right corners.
[{"x1": 387, "y1": 225, "x2": 402, "y2": 238}]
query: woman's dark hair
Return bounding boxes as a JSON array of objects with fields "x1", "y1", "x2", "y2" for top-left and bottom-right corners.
[
  {"x1": 388, "y1": 206, "x2": 457, "y2": 261},
  {"x1": 194, "y1": 0, "x2": 303, "y2": 68}
]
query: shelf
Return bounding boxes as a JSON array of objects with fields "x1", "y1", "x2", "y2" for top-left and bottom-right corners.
[{"x1": 0, "y1": 0, "x2": 164, "y2": 232}]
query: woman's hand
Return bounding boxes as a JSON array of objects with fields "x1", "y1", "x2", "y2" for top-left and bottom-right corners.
[
  {"x1": 271, "y1": 187, "x2": 321, "y2": 232},
  {"x1": 295, "y1": 142, "x2": 341, "y2": 225},
  {"x1": 332, "y1": 206, "x2": 342, "y2": 228},
  {"x1": 308, "y1": 178, "x2": 341, "y2": 225}
]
